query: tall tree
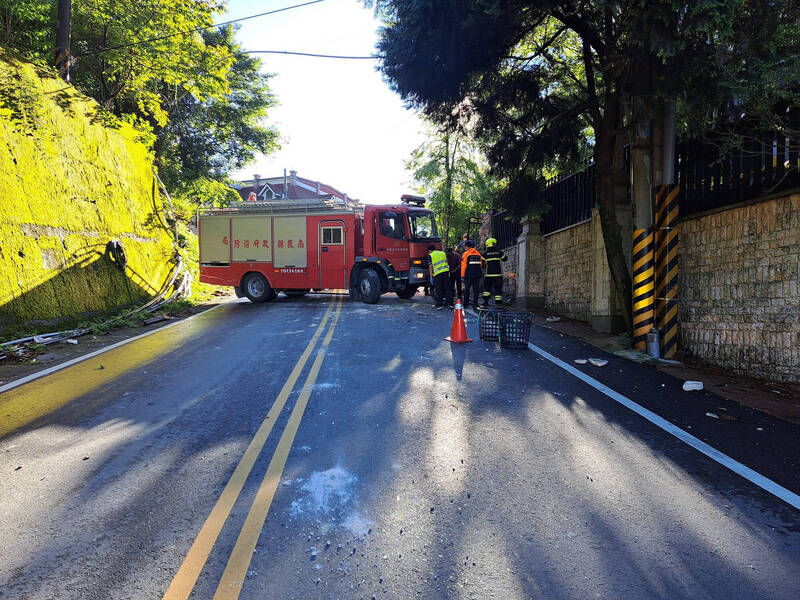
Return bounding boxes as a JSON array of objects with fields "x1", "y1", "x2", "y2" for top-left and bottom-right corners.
[
  {"x1": 153, "y1": 26, "x2": 279, "y2": 203},
  {"x1": 69, "y1": 0, "x2": 231, "y2": 128},
  {"x1": 406, "y1": 125, "x2": 496, "y2": 247},
  {"x1": 371, "y1": 0, "x2": 800, "y2": 332}
]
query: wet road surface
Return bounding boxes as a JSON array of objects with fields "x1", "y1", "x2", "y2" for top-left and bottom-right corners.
[{"x1": 1, "y1": 294, "x2": 799, "y2": 599}]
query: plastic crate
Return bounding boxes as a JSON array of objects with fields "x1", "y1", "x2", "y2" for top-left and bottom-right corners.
[
  {"x1": 499, "y1": 311, "x2": 532, "y2": 348},
  {"x1": 478, "y1": 308, "x2": 501, "y2": 341}
]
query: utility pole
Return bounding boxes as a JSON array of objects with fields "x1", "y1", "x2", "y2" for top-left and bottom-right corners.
[
  {"x1": 653, "y1": 102, "x2": 680, "y2": 358},
  {"x1": 630, "y1": 98, "x2": 655, "y2": 351},
  {"x1": 55, "y1": 0, "x2": 72, "y2": 82}
]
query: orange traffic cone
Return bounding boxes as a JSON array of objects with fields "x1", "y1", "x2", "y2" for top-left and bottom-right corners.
[{"x1": 445, "y1": 300, "x2": 473, "y2": 343}]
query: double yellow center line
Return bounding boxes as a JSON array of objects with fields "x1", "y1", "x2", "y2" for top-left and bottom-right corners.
[{"x1": 163, "y1": 296, "x2": 343, "y2": 600}]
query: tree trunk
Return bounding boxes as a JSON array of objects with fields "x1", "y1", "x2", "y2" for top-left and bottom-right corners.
[
  {"x1": 55, "y1": 0, "x2": 72, "y2": 82},
  {"x1": 594, "y1": 118, "x2": 633, "y2": 334}
]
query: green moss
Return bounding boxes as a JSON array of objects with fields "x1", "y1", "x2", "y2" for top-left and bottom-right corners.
[{"x1": 0, "y1": 48, "x2": 175, "y2": 331}]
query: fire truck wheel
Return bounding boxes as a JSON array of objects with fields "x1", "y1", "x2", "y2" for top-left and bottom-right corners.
[
  {"x1": 242, "y1": 273, "x2": 275, "y2": 303},
  {"x1": 395, "y1": 285, "x2": 417, "y2": 299},
  {"x1": 358, "y1": 269, "x2": 381, "y2": 304}
]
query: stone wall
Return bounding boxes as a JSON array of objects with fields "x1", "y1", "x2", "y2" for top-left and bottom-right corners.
[
  {"x1": 543, "y1": 221, "x2": 593, "y2": 321},
  {"x1": 501, "y1": 243, "x2": 518, "y2": 299},
  {"x1": 678, "y1": 193, "x2": 800, "y2": 382}
]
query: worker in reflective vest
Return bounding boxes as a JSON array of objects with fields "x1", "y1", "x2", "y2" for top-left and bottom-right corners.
[
  {"x1": 428, "y1": 245, "x2": 453, "y2": 309},
  {"x1": 460, "y1": 240, "x2": 484, "y2": 310},
  {"x1": 481, "y1": 237, "x2": 507, "y2": 307}
]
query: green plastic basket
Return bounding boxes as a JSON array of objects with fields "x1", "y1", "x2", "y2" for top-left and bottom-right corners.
[
  {"x1": 478, "y1": 308, "x2": 501, "y2": 341},
  {"x1": 498, "y1": 311, "x2": 532, "y2": 348}
]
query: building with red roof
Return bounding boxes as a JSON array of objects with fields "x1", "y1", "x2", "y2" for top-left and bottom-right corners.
[{"x1": 232, "y1": 170, "x2": 358, "y2": 206}]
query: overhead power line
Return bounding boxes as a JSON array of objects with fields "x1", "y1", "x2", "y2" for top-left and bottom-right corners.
[
  {"x1": 76, "y1": 0, "x2": 326, "y2": 57},
  {"x1": 246, "y1": 50, "x2": 379, "y2": 60}
]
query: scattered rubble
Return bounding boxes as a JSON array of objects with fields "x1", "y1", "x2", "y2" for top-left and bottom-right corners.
[
  {"x1": 588, "y1": 358, "x2": 608, "y2": 367},
  {"x1": 706, "y1": 412, "x2": 720, "y2": 419},
  {"x1": 545, "y1": 316, "x2": 561, "y2": 322},
  {"x1": 573, "y1": 359, "x2": 587, "y2": 365},
  {"x1": 143, "y1": 314, "x2": 171, "y2": 326},
  {"x1": 683, "y1": 380, "x2": 704, "y2": 391}
]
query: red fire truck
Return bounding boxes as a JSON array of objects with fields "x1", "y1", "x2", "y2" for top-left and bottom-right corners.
[{"x1": 198, "y1": 195, "x2": 441, "y2": 303}]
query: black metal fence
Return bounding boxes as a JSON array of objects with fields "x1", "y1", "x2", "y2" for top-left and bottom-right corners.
[
  {"x1": 541, "y1": 163, "x2": 595, "y2": 234},
  {"x1": 490, "y1": 210, "x2": 523, "y2": 249},
  {"x1": 506, "y1": 111, "x2": 800, "y2": 234},
  {"x1": 677, "y1": 111, "x2": 800, "y2": 216}
]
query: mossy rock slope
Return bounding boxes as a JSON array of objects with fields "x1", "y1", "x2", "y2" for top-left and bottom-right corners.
[{"x1": 0, "y1": 48, "x2": 175, "y2": 331}]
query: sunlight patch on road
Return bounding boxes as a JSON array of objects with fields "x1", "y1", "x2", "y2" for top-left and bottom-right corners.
[
  {"x1": 535, "y1": 391, "x2": 782, "y2": 597},
  {"x1": 456, "y1": 524, "x2": 529, "y2": 600},
  {"x1": 398, "y1": 367, "x2": 436, "y2": 424},
  {"x1": 380, "y1": 356, "x2": 403, "y2": 373},
  {"x1": 426, "y1": 395, "x2": 471, "y2": 495}
]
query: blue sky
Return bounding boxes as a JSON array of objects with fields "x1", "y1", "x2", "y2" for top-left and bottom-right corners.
[{"x1": 226, "y1": 0, "x2": 427, "y2": 204}]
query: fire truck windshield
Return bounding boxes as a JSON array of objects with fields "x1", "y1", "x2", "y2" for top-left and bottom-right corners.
[{"x1": 408, "y1": 212, "x2": 440, "y2": 241}]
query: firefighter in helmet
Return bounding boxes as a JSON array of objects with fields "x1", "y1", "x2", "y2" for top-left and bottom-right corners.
[{"x1": 481, "y1": 237, "x2": 507, "y2": 307}]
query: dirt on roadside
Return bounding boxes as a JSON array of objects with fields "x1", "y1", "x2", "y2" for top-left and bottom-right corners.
[
  {"x1": 528, "y1": 310, "x2": 800, "y2": 424},
  {"x1": 0, "y1": 294, "x2": 234, "y2": 386}
]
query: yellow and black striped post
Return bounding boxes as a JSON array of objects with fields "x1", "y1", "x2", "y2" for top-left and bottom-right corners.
[
  {"x1": 654, "y1": 183, "x2": 680, "y2": 358},
  {"x1": 632, "y1": 228, "x2": 655, "y2": 351}
]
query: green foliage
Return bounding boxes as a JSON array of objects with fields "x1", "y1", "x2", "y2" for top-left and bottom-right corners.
[
  {"x1": 154, "y1": 27, "x2": 279, "y2": 195},
  {"x1": 373, "y1": 0, "x2": 800, "y2": 198},
  {"x1": 0, "y1": 0, "x2": 53, "y2": 63},
  {"x1": 67, "y1": 0, "x2": 230, "y2": 128},
  {"x1": 405, "y1": 124, "x2": 497, "y2": 246},
  {"x1": 170, "y1": 178, "x2": 239, "y2": 222},
  {"x1": 0, "y1": 2, "x2": 279, "y2": 216}
]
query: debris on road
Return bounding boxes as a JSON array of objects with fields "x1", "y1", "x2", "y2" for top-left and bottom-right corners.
[
  {"x1": 574, "y1": 359, "x2": 587, "y2": 365},
  {"x1": 546, "y1": 316, "x2": 561, "y2": 322},
  {"x1": 588, "y1": 358, "x2": 608, "y2": 367},
  {"x1": 706, "y1": 412, "x2": 720, "y2": 419},
  {"x1": 66, "y1": 339, "x2": 78, "y2": 345},
  {"x1": 143, "y1": 314, "x2": 171, "y2": 326},
  {"x1": 683, "y1": 380, "x2": 704, "y2": 391}
]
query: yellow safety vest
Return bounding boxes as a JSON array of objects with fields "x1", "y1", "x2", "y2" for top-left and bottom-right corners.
[{"x1": 430, "y1": 250, "x2": 449, "y2": 276}]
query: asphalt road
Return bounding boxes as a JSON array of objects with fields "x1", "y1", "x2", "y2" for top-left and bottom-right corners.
[{"x1": 1, "y1": 294, "x2": 799, "y2": 600}]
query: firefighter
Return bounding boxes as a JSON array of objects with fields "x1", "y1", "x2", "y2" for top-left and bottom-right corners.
[
  {"x1": 481, "y1": 237, "x2": 507, "y2": 307},
  {"x1": 460, "y1": 240, "x2": 484, "y2": 309},
  {"x1": 427, "y1": 245, "x2": 452, "y2": 309}
]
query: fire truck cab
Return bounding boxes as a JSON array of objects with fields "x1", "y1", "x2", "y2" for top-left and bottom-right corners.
[{"x1": 197, "y1": 195, "x2": 441, "y2": 304}]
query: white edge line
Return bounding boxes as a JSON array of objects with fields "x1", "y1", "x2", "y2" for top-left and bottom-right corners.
[
  {"x1": 526, "y1": 339, "x2": 800, "y2": 511},
  {"x1": 0, "y1": 302, "x2": 230, "y2": 395},
  {"x1": 466, "y1": 307, "x2": 800, "y2": 510}
]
